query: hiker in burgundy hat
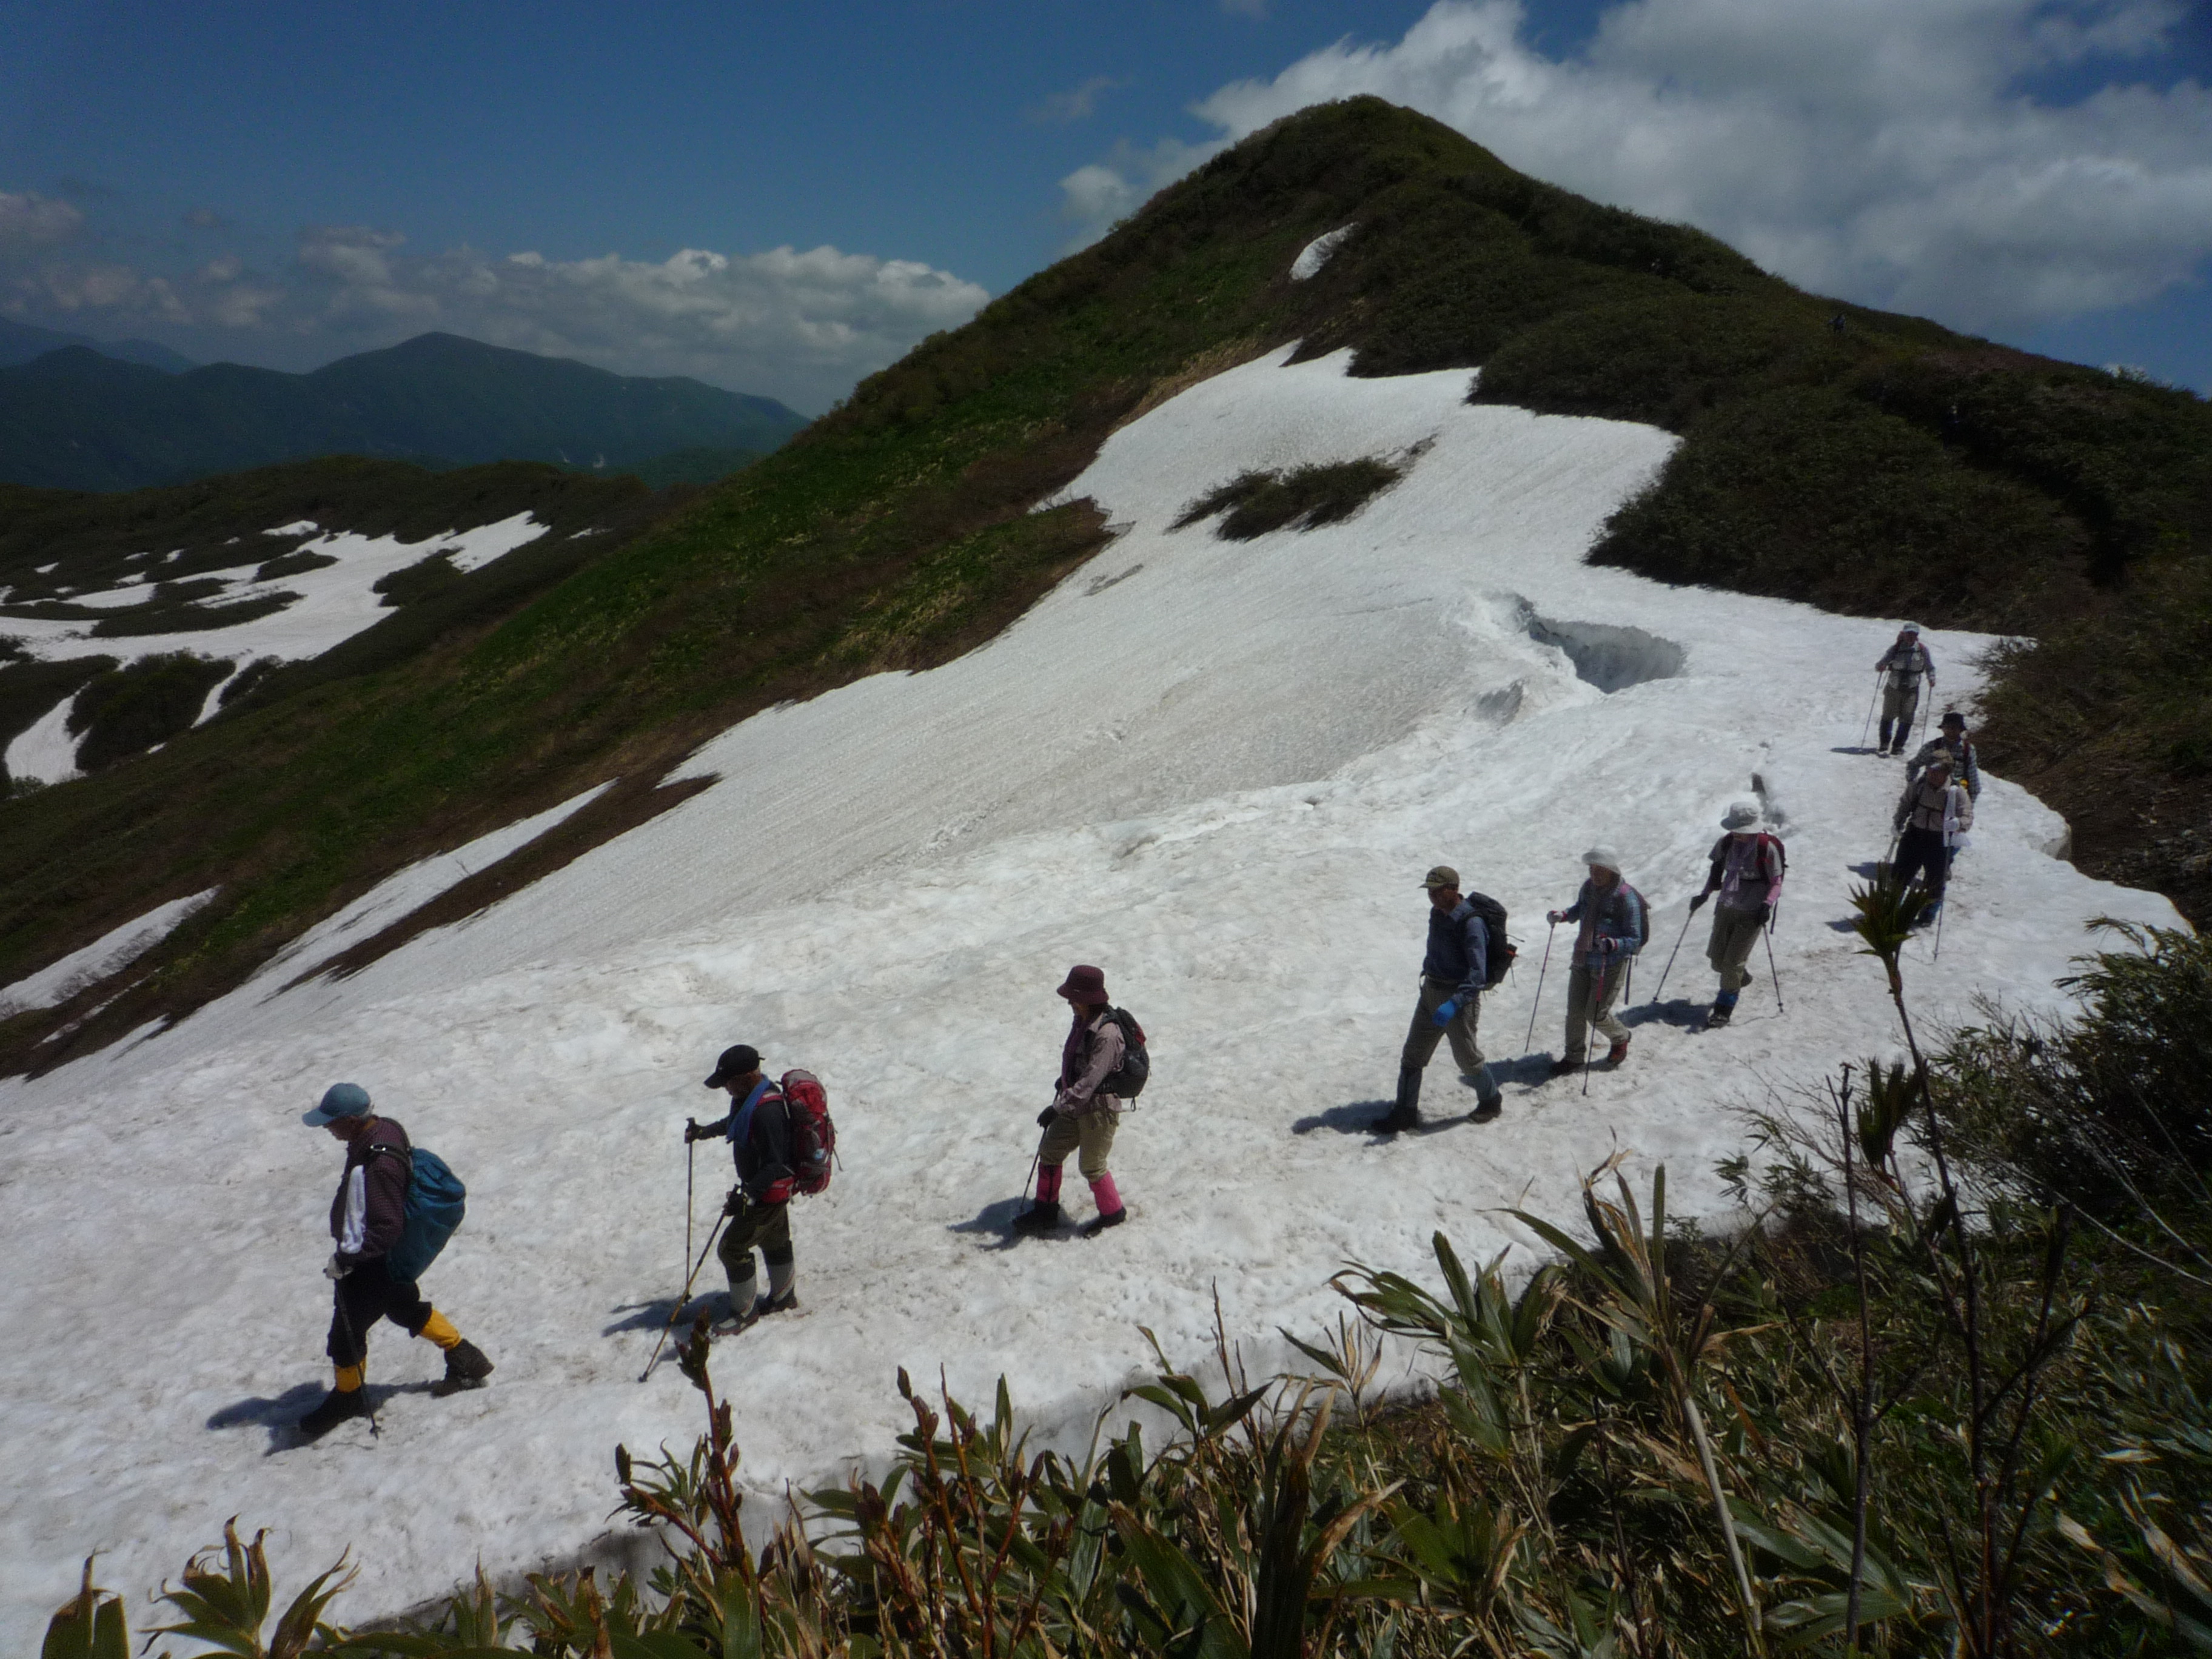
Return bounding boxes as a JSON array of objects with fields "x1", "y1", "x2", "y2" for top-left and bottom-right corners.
[{"x1": 1013, "y1": 964, "x2": 1144, "y2": 1238}]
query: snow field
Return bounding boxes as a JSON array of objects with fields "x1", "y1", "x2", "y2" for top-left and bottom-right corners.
[
  {"x1": 0, "y1": 348, "x2": 2183, "y2": 1644},
  {"x1": 1, "y1": 514, "x2": 546, "y2": 784}
]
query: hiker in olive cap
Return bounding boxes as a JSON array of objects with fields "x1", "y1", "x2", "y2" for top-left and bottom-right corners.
[
  {"x1": 1688, "y1": 803, "x2": 1785, "y2": 1029},
  {"x1": 296, "y1": 1082, "x2": 492, "y2": 1441},
  {"x1": 1546, "y1": 846, "x2": 1647, "y2": 1075},
  {"x1": 685, "y1": 1044, "x2": 801, "y2": 1332},
  {"x1": 1377, "y1": 865, "x2": 1503, "y2": 1133},
  {"x1": 1875, "y1": 625, "x2": 1936, "y2": 756},
  {"x1": 1014, "y1": 965, "x2": 1137, "y2": 1238}
]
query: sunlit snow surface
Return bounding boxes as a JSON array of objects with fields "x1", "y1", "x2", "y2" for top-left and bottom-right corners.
[{"x1": 0, "y1": 349, "x2": 2182, "y2": 1641}]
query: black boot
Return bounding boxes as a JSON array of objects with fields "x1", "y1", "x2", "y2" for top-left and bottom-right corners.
[
  {"x1": 297, "y1": 1386, "x2": 369, "y2": 1440},
  {"x1": 431, "y1": 1339, "x2": 495, "y2": 1397},
  {"x1": 1081, "y1": 1208, "x2": 1128, "y2": 1238},
  {"x1": 1376, "y1": 1066, "x2": 1422, "y2": 1133},
  {"x1": 1011, "y1": 1201, "x2": 1062, "y2": 1235}
]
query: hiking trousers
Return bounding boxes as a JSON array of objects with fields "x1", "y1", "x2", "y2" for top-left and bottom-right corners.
[
  {"x1": 1893, "y1": 826, "x2": 1951, "y2": 906},
  {"x1": 1400, "y1": 976, "x2": 1487, "y2": 1076},
  {"x1": 1706, "y1": 905, "x2": 1766, "y2": 991},
  {"x1": 719, "y1": 1196, "x2": 793, "y2": 1298},
  {"x1": 1562, "y1": 960, "x2": 1629, "y2": 1062},
  {"x1": 1880, "y1": 682, "x2": 1921, "y2": 749},
  {"x1": 327, "y1": 1256, "x2": 435, "y2": 1369},
  {"x1": 1039, "y1": 1105, "x2": 1119, "y2": 1179}
]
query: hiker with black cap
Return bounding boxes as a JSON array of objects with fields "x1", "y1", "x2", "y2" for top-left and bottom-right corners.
[
  {"x1": 1013, "y1": 965, "x2": 1136, "y2": 1238},
  {"x1": 1546, "y1": 846, "x2": 1646, "y2": 1075},
  {"x1": 1908, "y1": 710, "x2": 1982, "y2": 801},
  {"x1": 1377, "y1": 865, "x2": 1504, "y2": 1133},
  {"x1": 1875, "y1": 625, "x2": 1936, "y2": 756},
  {"x1": 296, "y1": 1082, "x2": 492, "y2": 1441},
  {"x1": 1688, "y1": 803, "x2": 1785, "y2": 1029},
  {"x1": 684, "y1": 1045, "x2": 800, "y2": 1331}
]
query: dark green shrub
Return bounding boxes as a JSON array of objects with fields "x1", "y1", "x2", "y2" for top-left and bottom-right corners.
[
  {"x1": 1173, "y1": 458, "x2": 1404, "y2": 538},
  {"x1": 66, "y1": 652, "x2": 233, "y2": 771}
]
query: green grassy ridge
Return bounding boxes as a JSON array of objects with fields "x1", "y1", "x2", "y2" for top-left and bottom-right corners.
[{"x1": 2, "y1": 97, "x2": 2205, "y2": 1068}]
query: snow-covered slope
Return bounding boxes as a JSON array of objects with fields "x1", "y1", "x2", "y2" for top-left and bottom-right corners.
[{"x1": 0, "y1": 349, "x2": 2180, "y2": 1644}]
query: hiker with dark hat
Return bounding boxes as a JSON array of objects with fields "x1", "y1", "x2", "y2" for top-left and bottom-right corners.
[
  {"x1": 1377, "y1": 865, "x2": 1504, "y2": 1133},
  {"x1": 1688, "y1": 803, "x2": 1785, "y2": 1029},
  {"x1": 296, "y1": 1083, "x2": 492, "y2": 1440},
  {"x1": 1875, "y1": 625, "x2": 1936, "y2": 756},
  {"x1": 685, "y1": 1045, "x2": 802, "y2": 1331},
  {"x1": 1013, "y1": 965, "x2": 1134, "y2": 1238},
  {"x1": 1908, "y1": 710, "x2": 1982, "y2": 801},
  {"x1": 1546, "y1": 846, "x2": 1647, "y2": 1075},
  {"x1": 1892, "y1": 754, "x2": 1973, "y2": 925}
]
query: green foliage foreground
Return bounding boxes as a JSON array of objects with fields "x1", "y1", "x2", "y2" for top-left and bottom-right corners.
[{"x1": 48, "y1": 920, "x2": 2212, "y2": 1658}]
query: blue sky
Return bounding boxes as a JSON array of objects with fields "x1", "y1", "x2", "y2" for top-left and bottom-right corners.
[{"x1": 2, "y1": 1, "x2": 2207, "y2": 410}]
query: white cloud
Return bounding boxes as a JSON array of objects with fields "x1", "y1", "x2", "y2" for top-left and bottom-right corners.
[
  {"x1": 1070, "y1": 0, "x2": 2212, "y2": 331},
  {"x1": 1058, "y1": 136, "x2": 1224, "y2": 247},
  {"x1": 1028, "y1": 75, "x2": 1127, "y2": 125},
  {"x1": 0, "y1": 191, "x2": 84, "y2": 247}
]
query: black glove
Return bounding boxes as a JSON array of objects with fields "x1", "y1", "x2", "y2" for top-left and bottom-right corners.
[
  {"x1": 684, "y1": 1119, "x2": 706, "y2": 1143},
  {"x1": 1757, "y1": 903, "x2": 1774, "y2": 926},
  {"x1": 1689, "y1": 892, "x2": 1709, "y2": 912},
  {"x1": 1037, "y1": 1105, "x2": 1057, "y2": 1128},
  {"x1": 722, "y1": 1188, "x2": 749, "y2": 1218}
]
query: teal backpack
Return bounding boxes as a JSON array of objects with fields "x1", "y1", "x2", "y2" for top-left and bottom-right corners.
[{"x1": 378, "y1": 1145, "x2": 467, "y2": 1282}]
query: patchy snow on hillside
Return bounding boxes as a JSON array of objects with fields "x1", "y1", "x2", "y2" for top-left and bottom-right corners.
[
  {"x1": 0, "y1": 515, "x2": 549, "y2": 783},
  {"x1": 0, "y1": 347, "x2": 2183, "y2": 1645},
  {"x1": 0, "y1": 890, "x2": 216, "y2": 1016}
]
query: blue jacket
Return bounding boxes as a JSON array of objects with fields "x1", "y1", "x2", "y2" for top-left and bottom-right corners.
[
  {"x1": 1561, "y1": 877, "x2": 1646, "y2": 970},
  {"x1": 1422, "y1": 899, "x2": 1490, "y2": 998}
]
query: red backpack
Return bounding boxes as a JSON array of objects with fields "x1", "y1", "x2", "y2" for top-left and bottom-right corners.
[{"x1": 779, "y1": 1070, "x2": 836, "y2": 1198}]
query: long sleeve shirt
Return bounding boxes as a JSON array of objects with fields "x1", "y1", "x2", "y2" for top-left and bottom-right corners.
[
  {"x1": 1560, "y1": 878, "x2": 1646, "y2": 969},
  {"x1": 1876, "y1": 642, "x2": 1935, "y2": 688},
  {"x1": 1057, "y1": 1010, "x2": 1127, "y2": 1114},
  {"x1": 1908, "y1": 736, "x2": 1980, "y2": 799},
  {"x1": 1895, "y1": 777, "x2": 1974, "y2": 843},
  {"x1": 1420, "y1": 899, "x2": 1490, "y2": 998},
  {"x1": 695, "y1": 1079, "x2": 796, "y2": 1201},
  {"x1": 329, "y1": 1117, "x2": 412, "y2": 1267},
  {"x1": 1703, "y1": 834, "x2": 1785, "y2": 912}
]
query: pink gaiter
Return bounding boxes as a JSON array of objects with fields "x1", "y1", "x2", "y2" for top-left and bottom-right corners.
[
  {"x1": 1036, "y1": 1163, "x2": 1064, "y2": 1205},
  {"x1": 1088, "y1": 1171, "x2": 1122, "y2": 1216}
]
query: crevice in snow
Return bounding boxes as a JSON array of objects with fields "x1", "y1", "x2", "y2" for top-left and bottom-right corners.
[{"x1": 1519, "y1": 605, "x2": 1686, "y2": 693}]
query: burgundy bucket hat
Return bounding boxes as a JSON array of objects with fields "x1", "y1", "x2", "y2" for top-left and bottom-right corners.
[{"x1": 1056, "y1": 964, "x2": 1108, "y2": 1004}]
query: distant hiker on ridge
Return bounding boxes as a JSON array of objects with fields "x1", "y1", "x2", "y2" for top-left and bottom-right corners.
[
  {"x1": 1013, "y1": 965, "x2": 1144, "y2": 1238},
  {"x1": 296, "y1": 1084, "x2": 492, "y2": 1441},
  {"x1": 1687, "y1": 803, "x2": 1785, "y2": 1029},
  {"x1": 1908, "y1": 710, "x2": 1982, "y2": 801},
  {"x1": 685, "y1": 1045, "x2": 808, "y2": 1332},
  {"x1": 1875, "y1": 625, "x2": 1936, "y2": 756},
  {"x1": 1891, "y1": 754, "x2": 1973, "y2": 927},
  {"x1": 1377, "y1": 865, "x2": 1505, "y2": 1133},
  {"x1": 1546, "y1": 846, "x2": 1646, "y2": 1076}
]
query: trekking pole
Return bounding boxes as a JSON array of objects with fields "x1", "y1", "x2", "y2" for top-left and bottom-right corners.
[
  {"x1": 1860, "y1": 671, "x2": 1883, "y2": 751},
  {"x1": 1649, "y1": 905, "x2": 1695, "y2": 1004},
  {"x1": 1762, "y1": 913, "x2": 1785, "y2": 1014},
  {"x1": 1932, "y1": 896, "x2": 1946, "y2": 964},
  {"x1": 1522, "y1": 921, "x2": 1557, "y2": 1054},
  {"x1": 683, "y1": 1124, "x2": 697, "y2": 1303},
  {"x1": 1582, "y1": 956, "x2": 1609, "y2": 1098},
  {"x1": 638, "y1": 1213, "x2": 729, "y2": 1382}
]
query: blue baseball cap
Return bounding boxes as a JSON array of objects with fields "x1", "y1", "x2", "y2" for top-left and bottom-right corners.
[{"x1": 303, "y1": 1082, "x2": 372, "y2": 1127}]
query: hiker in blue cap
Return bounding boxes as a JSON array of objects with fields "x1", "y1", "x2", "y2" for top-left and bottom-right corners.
[{"x1": 295, "y1": 1082, "x2": 492, "y2": 1440}]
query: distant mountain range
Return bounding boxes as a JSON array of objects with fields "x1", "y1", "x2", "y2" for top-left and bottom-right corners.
[
  {"x1": 0, "y1": 315, "x2": 199, "y2": 375},
  {"x1": 0, "y1": 331, "x2": 809, "y2": 491}
]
